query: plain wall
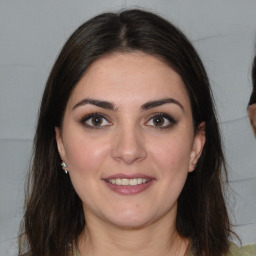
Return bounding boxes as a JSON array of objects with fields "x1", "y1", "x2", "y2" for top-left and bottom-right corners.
[{"x1": 0, "y1": 1, "x2": 256, "y2": 255}]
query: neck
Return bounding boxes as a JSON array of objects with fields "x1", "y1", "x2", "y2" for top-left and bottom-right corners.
[{"x1": 77, "y1": 211, "x2": 190, "y2": 256}]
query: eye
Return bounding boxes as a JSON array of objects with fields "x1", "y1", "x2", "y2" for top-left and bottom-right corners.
[
  {"x1": 81, "y1": 113, "x2": 111, "y2": 128},
  {"x1": 145, "y1": 113, "x2": 176, "y2": 128}
]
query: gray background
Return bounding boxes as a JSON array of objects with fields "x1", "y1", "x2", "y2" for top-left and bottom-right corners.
[{"x1": 0, "y1": 1, "x2": 256, "y2": 255}]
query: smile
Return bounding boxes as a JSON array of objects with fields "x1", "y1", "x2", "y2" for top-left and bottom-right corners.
[
  {"x1": 104, "y1": 176, "x2": 154, "y2": 195},
  {"x1": 107, "y1": 178, "x2": 149, "y2": 186}
]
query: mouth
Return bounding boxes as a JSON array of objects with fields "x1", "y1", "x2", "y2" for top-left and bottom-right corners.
[
  {"x1": 106, "y1": 178, "x2": 149, "y2": 186},
  {"x1": 103, "y1": 175, "x2": 154, "y2": 195}
]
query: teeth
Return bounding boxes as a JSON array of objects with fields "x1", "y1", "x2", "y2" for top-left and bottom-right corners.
[
  {"x1": 107, "y1": 178, "x2": 149, "y2": 186},
  {"x1": 122, "y1": 179, "x2": 129, "y2": 185},
  {"x1": 116, "y1": 178, "x2": 121, "y2": 185},
  {"x1": 137, "y1": 178, "x2": 142, "y2": 184}
]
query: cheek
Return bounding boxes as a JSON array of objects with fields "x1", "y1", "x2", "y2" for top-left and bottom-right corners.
[
  {"x1": 63, "y1": 134, "x2": 111, "y2": 203},
  {"x1": 63, "y1": 133, "x2": 110, "y2": 177},
  {"x1": 147, "y1": 136, "x2": 193, "y2": 213},
  {"x1": 151, "y1": 136, "x2": 193, "y2": 175}
]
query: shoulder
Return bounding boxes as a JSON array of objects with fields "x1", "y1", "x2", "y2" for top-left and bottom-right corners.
[
  {"x1": 227, "y1": 243, "x2": 256, "y2": 256},
  {"x1": 240, "y1": 244, "x2": 256, "y2": 256},
  {"x1": 20, "y1": 252, "x2": 33, "y2": 256},
  {"x1": 187, "y1": 243, "x2": 256, "y2": 256}
]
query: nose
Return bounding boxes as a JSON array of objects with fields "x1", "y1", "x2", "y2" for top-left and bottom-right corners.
[{"x1": 111, "y1": 125, "x2": 147, "y2": 165}]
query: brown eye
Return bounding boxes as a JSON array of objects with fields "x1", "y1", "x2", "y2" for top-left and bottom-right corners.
[
  {"x1": 145, "y1": 113, "x2": 176, "y2": 128},
  {"x1": 82, "y1": 113, "x2": 111, "y2": 128},
  {"x1": 152, "y1": 116, "x2": 164, "y2": 126},
  {"x1": 91, "y1": 116, "x2": 103, "y2": 126}
]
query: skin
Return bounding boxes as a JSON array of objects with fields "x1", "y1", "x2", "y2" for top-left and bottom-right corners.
[
  {"x1": 248, "y1": 103, "x2": 256, "y2": 135},
  {"x1": 55, "y1": 52, "x2": 205, "y2": 256}
]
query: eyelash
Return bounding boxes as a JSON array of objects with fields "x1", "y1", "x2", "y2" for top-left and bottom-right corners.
[
  {"x1": 80, "y1": 113, "x2": 111, "y2": 129},
  {"x1": 80, "y1": 112, "x2": 177, "y2": 129},
  {"x1": 145, "y1": 113, "x2": 177, "y2": 129}
]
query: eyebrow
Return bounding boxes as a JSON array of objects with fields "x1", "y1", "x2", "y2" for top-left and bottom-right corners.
[
  {"x1": 72, "y1": 97, "x2": 184, "y2": 111},
  {"x1": 141, "y1": 98, "x2": 184, "y2": 111},
  {"x1": 72, "y1": 98, "x2": 117, "y2": 111}
]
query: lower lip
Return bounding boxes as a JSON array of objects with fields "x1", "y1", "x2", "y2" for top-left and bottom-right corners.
[{"x1": 103, "y1": 180, "x2": 154, "y2": 195}]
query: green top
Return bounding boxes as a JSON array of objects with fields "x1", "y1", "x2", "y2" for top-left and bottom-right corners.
[
  {"x1": 22, "y1": 243, "x2": 256, "y2": 256},
  {"x1": 229, "y1": 244, "x2": 256, "y2": 256},
  {"x1": 72, "y1": 243, "x2": 256, "y2": 256},
  {"x1": 187, "y1": 244, "x2": 256, "y2": 256}
]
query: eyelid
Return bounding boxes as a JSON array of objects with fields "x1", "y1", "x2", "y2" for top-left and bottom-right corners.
[
  {"x1": 80, "y1": 112, "x2": 112, "y2": 128},
  {"x1": 145, "y1": 112, "x2": 177, "y2": 128}
]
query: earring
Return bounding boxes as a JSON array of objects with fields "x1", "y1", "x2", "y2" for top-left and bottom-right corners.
[{"x1": 61, "y1": 161, "x2": 68, "y2": 174}]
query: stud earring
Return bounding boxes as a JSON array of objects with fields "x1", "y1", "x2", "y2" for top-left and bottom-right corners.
[{"x1": 61, "y1": 161, "x2": 68, "y2": 174}]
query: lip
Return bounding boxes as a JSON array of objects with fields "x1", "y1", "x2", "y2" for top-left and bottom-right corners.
[
  {"x1": 103, "y1": 173, "x2": 154, "y2": 180},
  {"x1": 102, "y1": 173, "x2": 155, "y2": 195}
]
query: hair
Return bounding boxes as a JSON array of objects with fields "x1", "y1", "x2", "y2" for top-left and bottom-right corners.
[
  {"x1": 248, "y1": 54, "x2": 256, "y2": 106},
  {"x1": 19, "y1": 9, "x2": 234, "y2": 256}
]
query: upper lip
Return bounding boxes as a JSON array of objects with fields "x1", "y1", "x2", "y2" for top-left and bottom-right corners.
[{"x1": 103, "y1": 173, "x2": 154, "y2": 180}]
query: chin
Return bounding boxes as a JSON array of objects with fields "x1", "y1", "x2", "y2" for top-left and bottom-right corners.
[
  {"x1": 104, "y1": 209, "x2": 154, "y2": 229},
  {"x1": 109, "y1": 218, "x2": 151, "y2": 229}
]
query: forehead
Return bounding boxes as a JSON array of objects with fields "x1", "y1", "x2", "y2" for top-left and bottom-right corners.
[{"x1": 67, "y1": 51, "x2": 190, "y2": 109}]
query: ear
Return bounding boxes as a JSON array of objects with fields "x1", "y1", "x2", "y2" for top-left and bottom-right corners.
[
  {"x1": 55, "y1": 127, "x2": 66, "y2": 160},
  {"x1": 188, "y1": 122, "x2": 206, "y2": 172}
]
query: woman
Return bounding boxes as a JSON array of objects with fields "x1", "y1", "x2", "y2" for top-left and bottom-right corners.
[
  {"x1": 19, "y1": 9, "x2": 239, "y2": 256},
  {"x1": 248, "y1": 55, "x2": 256, "y2": 135}
]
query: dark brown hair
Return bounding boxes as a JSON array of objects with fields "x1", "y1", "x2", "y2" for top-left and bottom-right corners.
[
  {"x1": 248, "y1": 55, "x2": 256, "y2": 105},
  {"x1": 19, "y1": 9, "x2": 234, "y2": 256}
]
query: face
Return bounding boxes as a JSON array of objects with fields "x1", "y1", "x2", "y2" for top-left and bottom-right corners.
[{"x1": 56, "y1": 52, "x2": 205, "y2": 229}]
